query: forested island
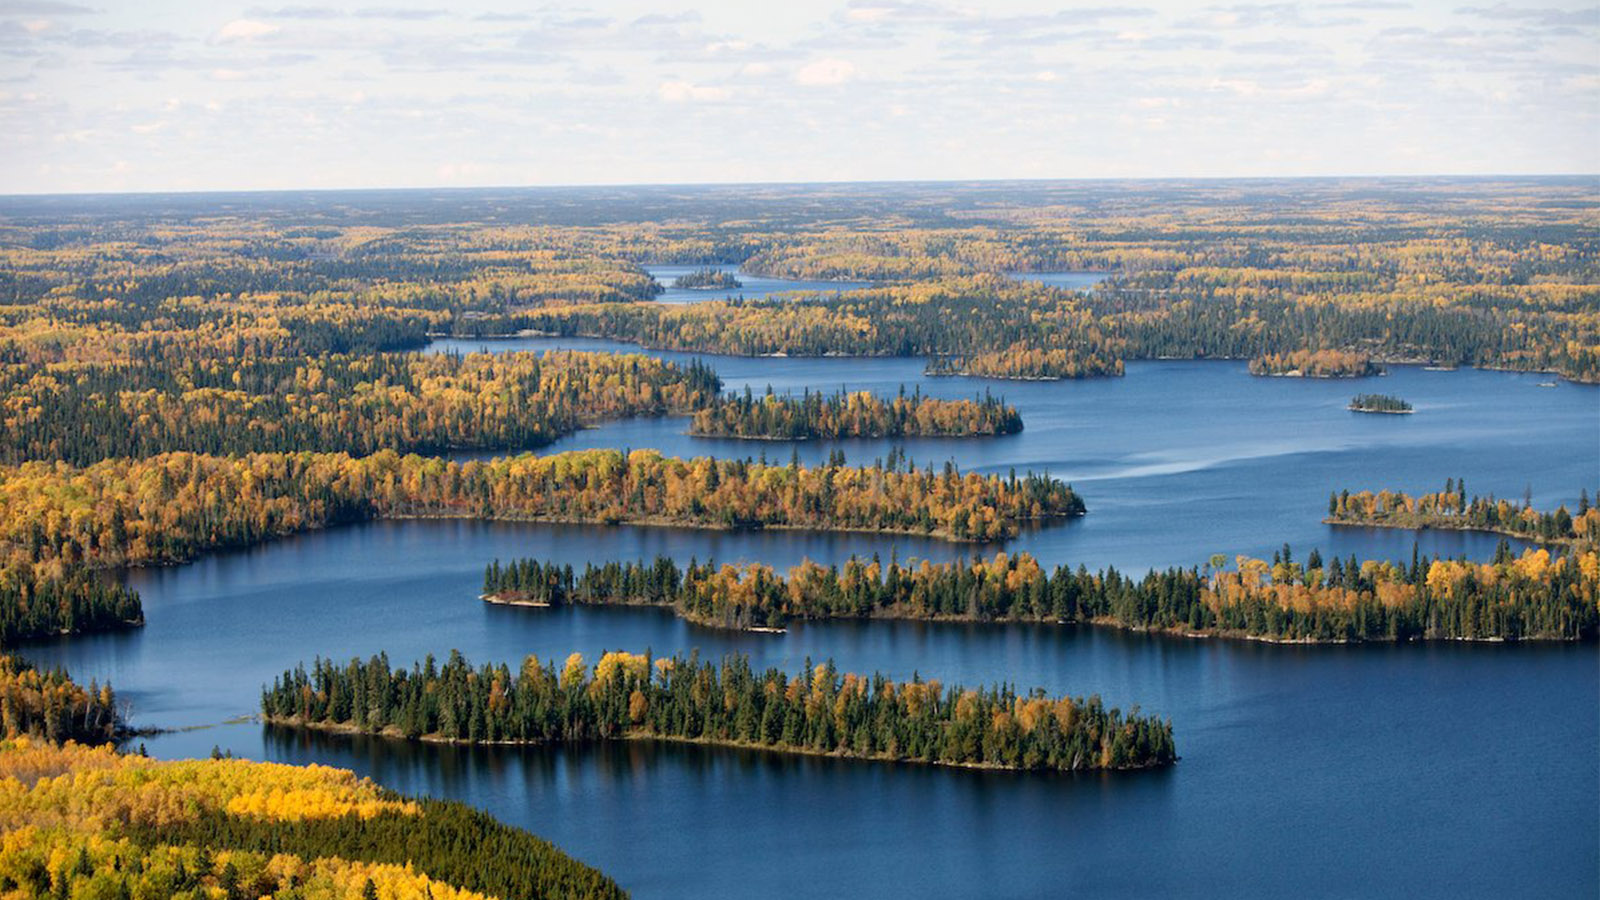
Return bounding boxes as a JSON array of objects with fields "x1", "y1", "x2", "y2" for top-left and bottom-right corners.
[
  {"x1": 262, "y1": 650, "x2": 1176, "y2": 772},
  {"x1": 484, "y1": 544, "x2": 1598, "y2": 641},
  {"x1": 1249, "y1": 350, "x2": 1380, "y2": 378},
  {"x1": 1349, "y1": 393, "x2": 1412, "y2": 414},
  {"x1": 673, "y1": 268, "x2": 742, "y2": 290},
  {"x1": 1329, "y1": 483, "x2": 1599, "y2": 547},
  {"x1": 690, "y1": 387, "x2": 1022, "y2": 439}
]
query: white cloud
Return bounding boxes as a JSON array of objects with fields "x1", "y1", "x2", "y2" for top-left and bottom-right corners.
[
  {"x1": 214, "y1": 19, "x2": 279, "y2": 42},
  {"x1": 657, "y1": 80, "x2": 731, "y2": 102},
  {"x1": 795, "y1": 57, "x2": 857, "y2": 86},
  {"x1": 846, "y1": 6, "x2": 894, "y2": 22},
  {"x1": 2, "y1": 0, "x2": 1594, "y2": 192}
]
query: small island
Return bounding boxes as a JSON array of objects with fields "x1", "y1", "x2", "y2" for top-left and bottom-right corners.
[
  {"x1": 1348, "y1": 393, "x2": 1412, "y2": 414},
  {"x1": 1249, "y1": 349, "x2": 1380, "y2": 378},
  {"x1": 263, "y1": 650, "x2": 1177, "y2": 772},
  {"x1": 674, "y1": 267, "x2": 743, "y2": 290}
]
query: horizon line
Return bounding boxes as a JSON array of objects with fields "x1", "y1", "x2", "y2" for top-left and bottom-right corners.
[{"x1": 3, "y1": 172, "x2": 1597, "y2": 202}]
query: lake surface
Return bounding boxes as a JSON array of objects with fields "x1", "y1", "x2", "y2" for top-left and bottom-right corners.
[
  {"x1": 428, "y1": 336, "x2": 1595, "y2": 571},
  {"x1": 644, "y1": 264, "x2": 872, "y2": 304},
  {"x1": 1007, "y1": 270, "x2": 1109, "y2": 291},
  {"x1": 19, "y1": 352, "x2": 1598, "y2": 898},
  {"x1": 23, "y1": 521, "x2": 1598, "y2": 899}
]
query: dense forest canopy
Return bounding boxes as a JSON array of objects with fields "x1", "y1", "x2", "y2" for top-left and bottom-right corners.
[
  {"x1": 4, "y1": 178, "x2": 1595, "y2": 380},
  {"x1": 0, "y1": 655, "x2": 121, "y2": 744},
  {"x1": 690, "y1": 386, "x2": 1023, "y2": 439},
  {"x1": 0, "y1": 735, "x2": 624, "y2": 900},
  {"x1": 0, "y1": 349, "x2": 720, "y2": 465}
]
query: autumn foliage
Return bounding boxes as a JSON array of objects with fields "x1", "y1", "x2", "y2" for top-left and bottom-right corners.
[
  {"x1": 487, "y1": 545, "x2": 1598, "y2": 642},
  {"x1": 0, "y1": 736, "x2": 623, "y2": 899}
]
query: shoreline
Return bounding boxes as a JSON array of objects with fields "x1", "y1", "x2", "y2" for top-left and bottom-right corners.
[
  {"x1": 1324, "y1": 516, "x2": 1582, "y2": 548},
  {"x1": 483, "y1": 592, "x2": 1589, "y2": 645},
  {"x1": 482, "y1": 592, "x2": 787, "y2": 633},
  {"x1": 260, "y1": 715, "x2": 1172, "y2": 774},
  {"x1": 421, "y1": 333, "x2": 1598, "y2": 384}
]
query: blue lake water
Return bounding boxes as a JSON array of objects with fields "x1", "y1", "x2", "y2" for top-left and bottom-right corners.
[
  {"x1": 1007, "y1": 270, "x2": 1109, "y2": 291},
  {"x1": 428, "y1": 336, "x2": 1595, "y2": 571},
  {"x1": 18, "y1": 350, "x2": 1598, "y2": 898},
  {"x1": 644, "y1": 264, "x2": 872, "y2": 304}
]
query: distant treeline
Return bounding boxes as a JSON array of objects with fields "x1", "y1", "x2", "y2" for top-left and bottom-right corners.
[
  {"x1": 512, "y1": 276, "x2": 1127, "y2": 379},
  {"x1": 690, "y1": 386, "x2": 1022, "y2": 439},
  {"x1": 484, "y1": 544, "x2": 1598, "y2": 642},
  {"x1": 1330, "y1": 482, "x2": 1599, "y2": 546},
  {"x1": 0, "y1": 569, "x2": 142, "y2": 647},
  {"x1": 263, "y1": 650, "x2": 1177, "y2": 772},
  {"x1": 505, "y1": 272, "x2": 1597, "y2": 383},
  {"x1": 0, "y1": 350, "x2": 720, "y2": 465}
]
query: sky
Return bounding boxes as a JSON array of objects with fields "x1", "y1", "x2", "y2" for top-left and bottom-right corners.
[{"x1": 0, "y1": 0, "x2": 1596, "y2": 193}]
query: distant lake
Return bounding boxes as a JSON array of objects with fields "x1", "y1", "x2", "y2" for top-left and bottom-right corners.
[
  {"x1": 24, "y1": 347, "x2": 1597, "y2": 899},
  {"x1": 1007, "y1": 270, "x2": 1109, "y2": 291},
  {"x1": 645, "y1": 264, "x2": 872, "y2": 304}
]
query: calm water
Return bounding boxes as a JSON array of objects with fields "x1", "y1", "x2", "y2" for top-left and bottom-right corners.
[
  {"x1": 428, "y1": 337, "x2": 1596, "y2": 571},
  {"x1": 23, "y1": 523, "x2": 1599, "y2": 899},
  {"x1": 644, "y1": 264, "x2": 871, "y2": 304},
  {"x1": 20, "y1": 355, "x2": 1599, "y2": 898},
  {"x1": 1007, "y1": 270, "x2": 1108, "y2": 291}
]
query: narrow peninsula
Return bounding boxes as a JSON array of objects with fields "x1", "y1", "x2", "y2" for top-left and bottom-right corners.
[
  {"x1": 1328, "y1": 482, "x2": 1599, "y2": 547},
  {"x1": 483, "y1": 543, "x2": 1597, "y2": 642}
]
